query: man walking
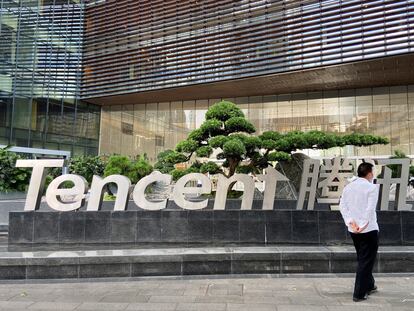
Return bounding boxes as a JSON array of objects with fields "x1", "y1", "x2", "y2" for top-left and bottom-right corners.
[{"x1": 339, "y1": 162, "x2": 380, "y2": 302}]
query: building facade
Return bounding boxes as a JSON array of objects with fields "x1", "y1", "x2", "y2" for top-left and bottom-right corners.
[
  {"x1": 85, "y1": 0, "x2": 414, "y2": 161},
  {"x1": 0, "y1": 0, "x2": 100, "y2": 156},
  {"x1": 1, "y1": 0, "x2": 414, "y2": 160},
  {"x1": 100, "y1": 86, "x2": 414, "y2": 163}
]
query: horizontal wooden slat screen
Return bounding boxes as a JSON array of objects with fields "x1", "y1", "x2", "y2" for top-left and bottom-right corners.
[{"x1": 82, "y1": 0, "x2": 414, "y2": 99}]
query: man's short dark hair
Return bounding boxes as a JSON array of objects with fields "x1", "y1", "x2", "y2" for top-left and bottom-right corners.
[{"x1": 357, "y1": 162, "x2": 374, "y2": 177}]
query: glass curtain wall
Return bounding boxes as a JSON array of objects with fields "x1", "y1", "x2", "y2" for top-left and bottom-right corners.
[
  {"x1": 0, "y1": 0, "x2": 100, "y2": 155},
  {"x1": 100, "y1": 85, "x2": 414, "y2": 162},
  {"x1": 83, "y1": 0, "x2": 414, "y2": 98}
]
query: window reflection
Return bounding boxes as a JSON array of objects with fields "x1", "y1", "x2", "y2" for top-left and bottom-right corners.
[
  {"x1": 99, "y1": 85, "x2": 414, "y2": 161},
  {"x1": 0, "y1": 0, "x2": 100, "y2": 155}
]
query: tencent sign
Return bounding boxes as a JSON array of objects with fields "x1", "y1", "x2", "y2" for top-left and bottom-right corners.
[
  {"x1": 15, "y1": 159, "x2": 288, "y2": 212},
  {"x1": 16, "y1": 157, "x2": 412, "y2": 212}
]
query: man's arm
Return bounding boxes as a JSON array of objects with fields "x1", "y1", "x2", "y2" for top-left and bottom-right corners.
[
  {"x1": 360, "y1": 185, "x2": 379, "y2": 228},
  {"x1": 339, "y1": 188, "x2": 353, "y2": 227}
]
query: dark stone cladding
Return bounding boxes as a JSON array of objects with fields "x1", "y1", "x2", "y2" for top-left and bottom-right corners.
[
  {"x1": 0, "y1": 246, "x2": 413, "y2": 279},
  {"x1": 7, "y1": 202, "x2": 413, "y2": 250}
]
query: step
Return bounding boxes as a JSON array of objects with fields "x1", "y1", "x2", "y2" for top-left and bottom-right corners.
[{"x1": 0, "y1": 246, "x2": 413, "y2": 280}]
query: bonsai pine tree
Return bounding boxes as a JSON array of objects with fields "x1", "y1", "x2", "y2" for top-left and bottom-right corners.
[{"x1": 155, "y1": 101, "x2": 389, "y2": 178}]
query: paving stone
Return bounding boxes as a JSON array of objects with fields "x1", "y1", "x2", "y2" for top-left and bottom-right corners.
[
  {"x1": 176, "y1": 302, "x2": 227, "y2": 311},
  {"x1": 148, "y1": 295, "x2": 196, "y2": 303},
  {"x1": 0, "y1": 301, "x2": 34, "y2": 310},
  {"x1": 76, "y1": 302, "x2": 129, "y2": 310},
  {"x1": 227, "y1": 303, "x2": 277, "y2": 311},
  {"x1": 277, "y1": 305, "x2": 329, "y2": 311},
  {"x1": 0, "y1": 276, "x2": 413, "y2": 310},
  {"x1": 27, "y1": 301, "x2": 80, "y2": 310},
  {"x1": 195, "y1": 295, "x2": 244, "y2": 303},
  {"x1": 100, "y1": 294, "x2": 150, "y2": 303},
  {"x1": 125, "y1": 302, "x2": 177, "y2": 310}
]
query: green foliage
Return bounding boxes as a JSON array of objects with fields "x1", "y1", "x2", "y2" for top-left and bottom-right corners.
[
  {"x1": 342, "y1": 133, "x2": 389, "y2": 147},
  {"x1": 200, "y1": 119, "x2": 223, "y2": 136},
  {"x1": 225, "y1": 117, "x2": 255, "y2": 134},
  {"x1": 129, "y1": 155, "x2": 153, "y2": 183},
  {"x1": 387, "y1": 150, "x2": 411, "y2": 179},
  {"x1": 259, "y1": 130, "x2": 388, "y2": 154},
  {"x1": 154, "y1": 149, "x2": 187, "y2": 173},
  {"x1": 235, "y1": 165, "x2": 254, "y2": 174},
  {"x1": 188, "y1": 128, "x2": 205, "y2": 141},
  {"x1": 196, "y1": 146, "x2": 213, "y2": 158},
  {"x1": 154, "y1": 150, "x2": 175, "y2": 173},
  {"x1": 0, "y1": 147, "x2": 31, "y2": 193},
  {"x1": 222, "y1": 139, "x2": 246, "y2": 158},
  {"x1": 209, "y1": 135, "x2": 228, "y2": 148},
  {"x1": 200, "y1": 161, "x2": 221, "y2": 174},
  {"x1": 171, "y1": 166, "x2": 199, "y2": 181},
  {"x1": 155, "y1": 100, "x2": 389, "y2": 179},
  {"x1": 230, "y1": 134, "x2": 261, "y2": 152},
  {"x1": 410, "y1": 166, "x2": 414, "y2": 178},
  {"x1": 104, "y1": 154, "x2": 152, "y2": 184},
  {"x1": 205, "y1": 101, "x2": 244, "y2": 121},
  {"x1": 176, "y1": 139, "x2": 198, "y2": 153},
  {"x1": 68, "y1": 155, "x2": 106, "y2": 183},
  {"x1": 267, "y1": 151, "x2": 291, "y2": 162},
  {"x1": 104, "y1": 155, "x2": 131, "y2": 177}
]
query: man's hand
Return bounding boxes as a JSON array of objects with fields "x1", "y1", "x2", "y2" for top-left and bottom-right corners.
[
  {"x1": 349, "y1": 220, "x2": 369, "y2": 234},
  {"x1": 349, "y1": 220, "x2": 359, "y2": 233},
  {"x1": 357, "y1": 222, "x2": 369, "y2": 233}
]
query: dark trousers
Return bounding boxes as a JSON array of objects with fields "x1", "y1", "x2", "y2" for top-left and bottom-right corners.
[{"x1": 349, "y1": 230, "x2": 379, "y2": 299}]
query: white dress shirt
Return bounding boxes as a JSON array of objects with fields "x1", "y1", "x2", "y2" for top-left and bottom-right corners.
[{"x1": 339, "y1": 177, "x2": 380, "y2": 233}]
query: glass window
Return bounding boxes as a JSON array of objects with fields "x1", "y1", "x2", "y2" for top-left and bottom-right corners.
[
  {"x1": 262, "y1": 95, "x2": 277, "y2": 132},
  {"x1": 390, "y1": 86, "x2": 408, "y2": 122},
  {"x1": 133, "y1": 104, "x2": 146, "y2": 156},
  {"x1": 145, "y1": 103, "x2": 158, "y2": 162},
  {"x1": 170, "y1": 101, "x2": 185, "y2": 149},
  {"x1": 121, "y1": 105, "x2": 134, "y2": 157},
  {"x1": 323, "y1": 91, "x2": 340, "y2": 132},
  {"x1": 13, "y1": 97, "x2": 32, "y2": 129},
  {"x1": 372, "y1": 87, "x2": 391, "y2": 124},
  {"x1": 277, "y1": 94, "x2": 292, "y2": 132},
  {"x1": 108, "y1": 105, "x2": 122, "y2": 155},
  {"x1": 0, "y1": 97, "x2": 12, "y2": 127},
  {"x1": 183, "y1": 100, "x2": 196, "y2": 137},
  {"x1": 195, "y1": 99, "x2": 208, "y2": 129},
  {"x1": 292, "y1": 93, "x2": 308, "y2": 131},
  {"x1": 156, "y1": 102, "x2": 170, "y2": 155},
  {"x1": 100, "y1": 105, "x2": 112, "y2": 155},
  {"x1": 248, "y1": 96, "x2": 263, "y2": 133}
]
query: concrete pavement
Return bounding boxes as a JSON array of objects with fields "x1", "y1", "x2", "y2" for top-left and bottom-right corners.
[{"x1": 0, "y1": 275, "x2": 413, "y2": 310}]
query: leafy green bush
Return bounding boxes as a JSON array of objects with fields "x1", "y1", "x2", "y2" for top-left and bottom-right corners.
[
  {"x1": 68, "y1": 155, "x2": 106, "y2": 183},
  {"x1": 129, "y1": 155, "x2": 153, "y2": 183},
  {"x1": 104, "y1": 154, "x2": 152, "y2": 184},
  {"x1": 0, "y1": 147, "x2": 31, "y2": 193},
  {"x1": 104, "y1": 155, "x2": 131, "y2": 177},
  {"x1": 387, "y1": 150, "x2": 413, "y2": 179}
]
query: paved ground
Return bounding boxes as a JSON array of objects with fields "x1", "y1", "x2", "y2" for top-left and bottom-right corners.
[{"x1": 0, "y1": 275, "x2": 413, "y2": 310}]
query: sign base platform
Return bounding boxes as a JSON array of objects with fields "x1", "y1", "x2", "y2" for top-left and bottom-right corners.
[
  {"x1": 8, "y1": 210, "x2": 414, "y2": 251},
  {"x1": 0, "y1": 245, "x2": 411, "y2": 280}
]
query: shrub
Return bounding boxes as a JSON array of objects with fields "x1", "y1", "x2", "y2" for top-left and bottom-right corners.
[
  {"x1": 69, "y1": 155, "x2": 106, "y2": 183},
  {"x1": 0, "y1": 147, "x2": 31, "y2": 193},
  {"x1": 104, "y1": 154, "x2": 152, "y2": 184}
]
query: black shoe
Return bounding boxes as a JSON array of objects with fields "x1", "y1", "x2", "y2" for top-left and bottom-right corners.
[
  {"x1": 353, "y1": 295, "x2": 368, "y2": 302},
  {"x1": 367, "y1": 285, "x2": 378, "y2": 295}
]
